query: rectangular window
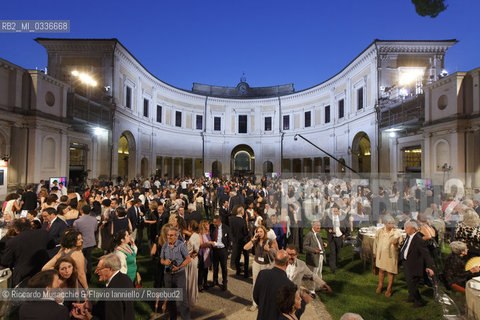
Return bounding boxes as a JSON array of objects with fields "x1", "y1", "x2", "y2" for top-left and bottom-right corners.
[
  {"x1": 213, "y1": 117, "x2": 222, "y2": 131},
  {"x1": 126, "y1": 86, "x2": 132, "y2": 109},
  {"x1": 304, "y1": 111, "x2": 311, "y2": 128},
  {"x1": 156, "y1": 105, "x2": 162, "y2": 123},
  {"x1": 143, "y1": 99, "x2": 149, "y2": 117},
  {"x1": 175, "y1": 111, "x2": 182, "y2": 127},
  {"x1": 338, "y1": 99, "x2": 344, "y2": 118},
  {"x1": 196, "y1": 115, "x2": 203, "y2": 130},
  {"x1": 214, "y1": 117, "x2": 221, "y2": 131},
  {"x1": 357, "y1": 87, "x2": 364, "y2": 110},
  {"x1": 283, "y1": 115, "x2": 290, "y2": 130},
  {"x1": 265, "y1": 117, "x2": 272, "y2": 131},
  {"x1": 239, "y1": 115, "x2": 248, "y2": 133},
  {"x1": 325, "y1": 105, "x2": 331, "y2": 123}
]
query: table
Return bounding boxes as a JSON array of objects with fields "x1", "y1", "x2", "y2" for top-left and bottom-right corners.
[{"x1": 466, "y1": 279, "x2": 480, "y2": 320}]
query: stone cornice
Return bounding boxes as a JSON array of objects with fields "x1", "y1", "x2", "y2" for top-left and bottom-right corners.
[
  {"x1": 376, "y1": 40, "x2": 456, "y2": 54},
  {"x1": 35, "y1": 38, "x2": 116, "y2": 53}
]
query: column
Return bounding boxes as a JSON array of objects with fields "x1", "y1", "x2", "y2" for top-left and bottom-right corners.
[
  {"x1": 192, "y1": 158, "x2": 196, "y2": 178},
  {"x1": 181, "y1": 158, "x2": 185, "y2": 177}
]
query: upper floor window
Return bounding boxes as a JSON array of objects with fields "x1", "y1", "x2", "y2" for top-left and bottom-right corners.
[
  {"x1": 143, "y1": 99, "x2": 149, "y2": 117},
  {"x1": 239, "y1": 115, "x2": 248, "y2": 133},
  {"x1": 338, "y1": 99, "x2": 345, "y2": 118},
  {"x1": 214, "y1": 117, "x2": 221, "y2": 131},
  {"x1": 283, "y1": 115, "x2": 290, "y2": 130},
  {"x1": 156, "y1": 105, "x2": 162, "y2": 123},
  {"x1": 196, "y1": 115, "x2": 203, "y2": 130},
  {"x1": 325, "y1": 105, "x2": 331, "y2": 123},
  {"x1": 357, "y1": 87, "x2": 364, "y2": 110},
  {"x1": 305, "y1": 111, "x2": 311, "y2": 128},
  {"x1": 125, "y1": 86, "x2": 132, "y2": 109},
  {"x1": 175, "y1": 111, "x2": 182, "y2": 127},
  {"x1": 265, "y1": 117, "x2": 272, "y2": 131}
]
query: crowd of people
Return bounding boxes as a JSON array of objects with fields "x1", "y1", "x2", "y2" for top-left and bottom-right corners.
[{"x1": 0, "y1": 174, "x2": 479, "y2": 319}]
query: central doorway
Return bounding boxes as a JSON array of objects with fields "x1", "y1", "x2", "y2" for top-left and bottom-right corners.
[{"x1": 231, "y1": 144, "x2": 255, "y2": 176}]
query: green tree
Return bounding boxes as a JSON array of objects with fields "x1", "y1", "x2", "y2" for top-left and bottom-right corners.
[{"x1": 412, "y1": 0, "x2": 448, "y2": 17}]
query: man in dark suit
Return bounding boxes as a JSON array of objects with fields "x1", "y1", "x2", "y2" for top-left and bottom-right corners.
[
  {"x1": 323, "y1": 204, "x2": 349, "y2": 273},
  {"x1": 2, "y1": 219, "x2": 55, "y2": 287},
  {"x1": 253, "y1": 250, "x2": 310, "y2": 320},
  {"x1": 19, "y1": 270, "x2": 69, "y2": 319},
  {"x1": 185, "y1": 203, "x2": 202, "y2": 226},
  {"x1": 127, "y1": 199, "x2": 143, "y2": 243},
  {"x1": 229, "y1": 206, "x2": 250, "y2": 277},
  {"x1": 228, "y1": 189, "x2": 243, "y2": 214},
  {"x1": 219, "y1": 200, "x2": 230, "y2": 227},
  {"x1": 210, "y1": 215, "x2": 230, "y2": 290},
  {"x1": 72, "y1": 253, "x2": 134, "y2": 320},
  {"x1": 41, "y1": 207, "x2": 68, "y2": 258},
  {"x1": 401, "y1": 221, "x2": 435, "y2": 308}
]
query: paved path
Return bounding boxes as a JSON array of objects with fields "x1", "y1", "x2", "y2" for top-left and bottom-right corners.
[{"x1": 150, "y1": 258, "x2": 333, "y2": 320}]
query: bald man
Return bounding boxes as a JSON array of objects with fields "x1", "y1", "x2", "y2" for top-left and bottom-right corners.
[{"x1": 253, "y1": 250, "x2": 310, "y2": 320}]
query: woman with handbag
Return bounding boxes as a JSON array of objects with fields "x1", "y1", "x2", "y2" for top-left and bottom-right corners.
[{"x1": 243, "y1": 225, "x2": 275, "y2": 311}]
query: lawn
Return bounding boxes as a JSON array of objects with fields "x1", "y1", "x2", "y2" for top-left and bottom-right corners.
[{"x1": 309, "y1": 234, "x2": 455, "y2": 320}]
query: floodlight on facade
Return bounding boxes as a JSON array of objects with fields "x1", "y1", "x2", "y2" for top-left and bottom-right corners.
[
  {"x1": 93, "y1": 127, "x2": 107, "y2": 136},
  {"x1": 398, "y1": 69, "x2": 424, "y2": 86},
  {"x1": 71, "y1": 70, "x2": 97, "y2": 87}
]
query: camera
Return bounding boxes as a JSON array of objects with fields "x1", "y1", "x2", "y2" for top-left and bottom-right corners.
[{"x1": 165, "y1": 260, "x2": 178, "y2": 273}]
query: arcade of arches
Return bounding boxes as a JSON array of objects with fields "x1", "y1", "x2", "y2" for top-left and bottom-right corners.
[{"x1": 116, "y1": 133, "x2": 372, "y2": 179}]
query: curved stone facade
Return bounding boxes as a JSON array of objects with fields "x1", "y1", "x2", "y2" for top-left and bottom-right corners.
[{"x1": 0, "y1": 38, "x2": 463, "y2": 198}]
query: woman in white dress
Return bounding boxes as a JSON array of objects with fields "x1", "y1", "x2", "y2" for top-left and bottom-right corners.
[{"x1": 186, "y1": 220, "x2": 200, "y2": 307}]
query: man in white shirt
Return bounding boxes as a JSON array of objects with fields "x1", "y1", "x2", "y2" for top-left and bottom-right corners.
[{"x1": 286, "y1": 245, "x2": 331, "y2": 294}]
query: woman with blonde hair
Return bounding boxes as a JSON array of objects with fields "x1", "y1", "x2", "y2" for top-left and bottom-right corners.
[
  {"x1": 186, "y1": 220, "x2": 200, "y2": 306},
  {"x1": 151, "y1": 223, "x2": 172, "y2": 313},
  {"x1": 373, "y1": 215, "x2": 402, "y2": 297},
  {"x1": 244, "y1": 225, "x2": 275, "y2": 311},
  {"x1": 39, "y1": 188, "x2": 49, "y2": 209},
  {"x1": 198, "y1": 220, "x2": 213, "y2": 292}
]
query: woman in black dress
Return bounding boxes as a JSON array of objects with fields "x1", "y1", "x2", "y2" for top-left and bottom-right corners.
[{"x1": 111, "y1": 206, "x2": 132, "y2": 237}]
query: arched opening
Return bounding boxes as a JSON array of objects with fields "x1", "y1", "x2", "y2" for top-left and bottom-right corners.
[
  {"x1": 141, "y1": 157, "x2": 149, "y2": 178},
  {"x1": 212, "y1": 161, "x2": 222, "y2": 178},
  {"x1": 263, "y1": 161, "x2": 273, "y2": 176},
  {"x1": 231, "y1": 144, "x2": 255, "y2": 176},
  {"x1": 117, "y1": 131, "x2": 136, "y2": 181},
  {"x1": 352, "y1": 132, "x2": 371, "y2": 173}
]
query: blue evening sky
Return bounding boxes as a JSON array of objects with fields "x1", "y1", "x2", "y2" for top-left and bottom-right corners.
[{"x1": 0, "y1": 0, "x2": 478, "y2": 91}]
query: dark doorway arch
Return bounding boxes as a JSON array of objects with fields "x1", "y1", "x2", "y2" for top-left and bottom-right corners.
[
  {"x1": 231, "y1": 144, "x2": 255, "y2": 176},
  {"x1": 117, "y1": 131, "x2": 136, "y2": 180},
  {"x1": 352, "y1": 132, "x2": 371, "y2": 173}
]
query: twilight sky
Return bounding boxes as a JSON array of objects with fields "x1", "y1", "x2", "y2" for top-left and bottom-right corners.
[{"x1": 1, "y1": 0, "x2": 478, "y2": 91}]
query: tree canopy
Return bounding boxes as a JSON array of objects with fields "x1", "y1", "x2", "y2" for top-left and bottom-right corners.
[{"x1": 412, "y1": 0, "x2": 448, "y2": 17}]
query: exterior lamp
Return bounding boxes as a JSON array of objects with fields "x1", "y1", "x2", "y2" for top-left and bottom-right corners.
[
  {"x1": 71, "y1": 70, "x2": 97, "y2": 87},
  {"x1": 93, "y1": 127, "x2": 107, "y2": 137}
]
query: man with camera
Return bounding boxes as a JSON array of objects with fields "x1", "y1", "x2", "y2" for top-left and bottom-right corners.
[{"x1": 161, "y1": 227, "x2": 191, "y2": 319}]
